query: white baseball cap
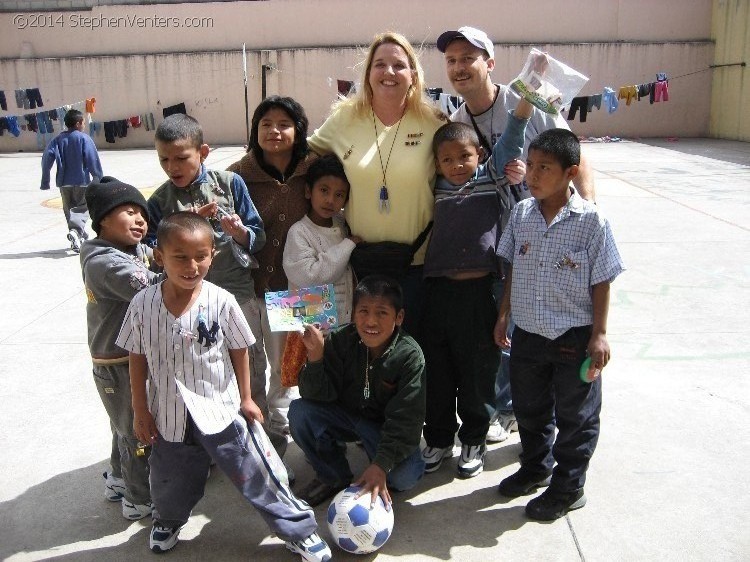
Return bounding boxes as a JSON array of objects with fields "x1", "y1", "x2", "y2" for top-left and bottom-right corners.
[{"x1": 436, "y1": 26, "x2": 494, "y2": 59}]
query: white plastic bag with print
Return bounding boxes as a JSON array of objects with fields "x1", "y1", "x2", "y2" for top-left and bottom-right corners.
[{"x1": 510, "y1": 48, "x2": 588, "y2": 115}]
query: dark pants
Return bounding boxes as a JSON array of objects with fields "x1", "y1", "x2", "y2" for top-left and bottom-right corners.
[
  {"x1": 421, "y1": 275, "x2": 498, "y2": 448},
  {"x1": 510, "y1": 325, "x2": 601, "y2": 493}
]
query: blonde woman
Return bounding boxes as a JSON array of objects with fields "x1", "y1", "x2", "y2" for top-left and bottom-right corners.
[{"x1": 308, "y1": 31, "x2": 447, "y2": 336}]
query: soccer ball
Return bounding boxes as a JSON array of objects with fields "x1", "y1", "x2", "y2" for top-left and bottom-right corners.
[{"x1": 326, "y1": 486, "x2": 394, "y2": 554}]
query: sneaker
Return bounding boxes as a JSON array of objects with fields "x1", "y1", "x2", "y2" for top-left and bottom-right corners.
[
  {"x1": 296, "y1": 478, "x2": 343, "y2": 507},
  {"x1": 525, "y1": 488, "x2": 587, "y2": 521},
  {"x1": 67, "y1": 230, "x2": 81, "y2": 253},
  {"x1": 122, "y1": 499, "x2": 153, "y2": 520},
  {"x1": 486, "y1": 418, "x2": 510, "y2": 443},
  {"x1": 103, "y1": 471, "x2": 126, "y2": 502},
  {"x1": 285, "y1": 531, "x2": 332, "y2": 562},
  {"x1": 497, "y1": 469, "x2": 552, "y2": 497},
  {"x1": 421, "y1": 445, "x2": 455, "y2": 473},
  {"x1": 457, "y1": 444, "x2": 486, "y2": 478},
  {"x1": 150, "y1": 524, "x2": 182, "y2": 553}
]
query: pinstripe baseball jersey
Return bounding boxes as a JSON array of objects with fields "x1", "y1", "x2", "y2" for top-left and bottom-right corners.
[
  {"x1": 116, "y1": 280, "x2": 256, "y2": 440},
  {"x1": 497, "y1": 189, "x2": 625, "y2": 340}
]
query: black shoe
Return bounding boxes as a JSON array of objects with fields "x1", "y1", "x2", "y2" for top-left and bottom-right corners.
[
  {"x1": 498, "y1": 469, "x2": 552, "y2": 497},
  {"x1": 296, "y1": 478, "x2": 344, "y2": 507},
  {"x1": 525, "y1": 488, "x2": 587, "y2": 521}
]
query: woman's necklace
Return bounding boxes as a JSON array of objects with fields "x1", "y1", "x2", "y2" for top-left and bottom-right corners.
[
  {"x1": 371, "y1": 107, "x2": 406, "y2": 213},
  {"x1": 363, "y1": 347, "x2": 371, "y2": 399}
]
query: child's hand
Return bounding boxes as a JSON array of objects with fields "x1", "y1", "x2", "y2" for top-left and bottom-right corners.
[
  {"x1": 301, "y1": 324, "x2": 325, "y2": 362},
  {"x1": 587, "y1": 332, "x2": 610, "y2": 372},
  {"x1": 194, "y1": 201, "x2": 218, "y2": 218},
  {"x1": 219, "y1": 212, "x2": 249, "y2": 246},
  {"x1": 348, "y1": 235, "x2": 363, "y2": 245},
  {"x1": 494, "y1": 313, "x2": 511, "y2": 348},
  {"x1": 504, "y1": 159, "x2": 526, "y2": 185},
  {"x1": 240, "y1": 397, "x2": 264, "y2": 423},
  {"x1": 133, "y1": 409, "x2": 159, "y2": 445},
  {"x1": 353, "y1": 464, "x2": 392, "y2": 511}
]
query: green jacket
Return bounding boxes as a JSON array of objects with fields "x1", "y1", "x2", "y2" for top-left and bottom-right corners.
[{"x1": 299, "y1": 324, "x2": 425, "y2": 473}]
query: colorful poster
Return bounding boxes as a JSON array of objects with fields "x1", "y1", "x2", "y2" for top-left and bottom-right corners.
[{"x1": 264, "y1": 284, "x2": 338, "y2": 332}]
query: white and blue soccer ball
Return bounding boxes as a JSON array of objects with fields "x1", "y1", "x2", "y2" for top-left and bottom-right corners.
[{"x1": 326, "y1": 486, "x2": 394, "y2": 554}]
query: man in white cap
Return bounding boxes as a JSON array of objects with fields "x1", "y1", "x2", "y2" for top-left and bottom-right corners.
[{"x1": 436, "y1": 26, "x2": 596, "y2": 445}]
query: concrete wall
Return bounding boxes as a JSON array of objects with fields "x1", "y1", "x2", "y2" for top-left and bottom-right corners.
[
  {"x1": 710, "y1": 0, "x2": 750, "y2": 141},
  {"x1": 0, "y1": 0, "x2": 715, "y2": 152}
]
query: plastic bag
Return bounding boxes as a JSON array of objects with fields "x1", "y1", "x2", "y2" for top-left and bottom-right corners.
[{"x1": 510, "y1": 48, "x2": 588, "y2": 115}]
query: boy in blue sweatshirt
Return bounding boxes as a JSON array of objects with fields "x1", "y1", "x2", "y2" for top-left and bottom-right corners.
[{"x1": 40, "y1": 109, "x2": 103, "y2": 253}]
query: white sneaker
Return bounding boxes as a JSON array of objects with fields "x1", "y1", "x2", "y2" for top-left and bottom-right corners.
[
  {"x1": 103, "y1": 471, "x2": 126, "y2": 502},
  {"x1": 421, "y1": 445, "x2": 455, "y2": 473},
  {"x1": 498, "y1": 412, "x2": 519, "y2": 433},
  {"x1": 150, "y1": 524, "x2": 182, "y2": 553},
  {"x1": 486, "y1": 419, "x2": 510, "y2": 443},
  {"x1": 122, "y1": 499, "x2": 153, "y2": 520},
  {"x1": 67, "y1": 230, "x2": 81, "y2": 253},
  {"x1": 457, "y1": 444, "x2": 486, "y2": 478},
  {"x1": 285, "y1": 532, "x2": 332, "y2": 562}
]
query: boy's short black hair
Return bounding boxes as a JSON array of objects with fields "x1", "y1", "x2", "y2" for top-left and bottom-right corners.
[
  {"x1": 249, "y1": 96, "x2": 309, "y2": 161},
  {"x1": 528, "y1": 128, "x2": 581, "y2": 169},
  {"x1": 353, "y1": 275, "x2": 403, "y2": 312},
  {"x1": 155, "y1": 114, "x2": 203, "y2": 148},
  {"x1": 432, "y1": 122, "x2": 481, "y2": 157},
  {"x1": 156, "y1": 211, "x2": 214, "y2": 249},
  {"x1": 64, "y1": 109, "x2": 84, "y2": 129},
  {"x1": 306, "y1": 154, "x2": 350, "y2": 196}
]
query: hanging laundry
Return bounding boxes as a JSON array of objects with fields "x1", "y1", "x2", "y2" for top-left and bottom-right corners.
[
  {"x1": 129, "y1": 115, "x2": 142, "y2": 127},
  {"x1": 0, "y1": 91, "x2": 6, "y2": 111},
  {"x1": 337, "y1": 80, "x2": 355, "y2": 97},
  {"x1": 15, "y1": 89, "x2": 29, "y2": 109},
  {"x1": 602, "y1": 87, "x2": 619, "y2": 114},
  {"x1": 587, "y1": 93, "x2": 602, "y2": 111},
  {"x1": 654, "y1": 73, "x2": 669, "y2": 102},
  {"x1": 24, "y1": 113, "x2": 38, "y2": 132},
  {"x1": 567, "y1": 96, "x2": 590, "y2": 122},
  {"x1": 103, "y1": 121, "x2": 116, "y2": 143},
  {"x1": 115, "y1": 119, "x2": 128, "y2": 138},
  {"x1": 56, "y1": 107, "x2": 67, "y2": 123},
  {"x1": 617, "y1": 85, "x2": 638, "y2": 106},
  {"x1": 26, "y1": 88, "x2": 44, "y2": 109},
  {"x1": 142, "y1": 112, "x2": 155, "y2": 131},
  {"x1": 5, "y1": 116, "x2": 21, "y2": 137},
  {"x1": 89, "y1": 121, "x2": 102, "y2": 137},
  {"x1": 162, "y1": 102, "x2": 186, "y2": 118},
  {"x1": 36, "y1": 111, "x2": 54, "y2": 134},
  {"x1": 637, "y1": 83, "x2": 651, "y2": 101},
  {"x1": 85, "y1": 97, "x2": 96, "y2": 113}
]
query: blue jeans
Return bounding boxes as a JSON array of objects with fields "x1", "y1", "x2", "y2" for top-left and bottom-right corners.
[
  {"x1": 492, "y1": 274, "x2": 514, "y2": 415},
  {"x1": 288, "y1": 399, "x2": 424, "y2": 491}
]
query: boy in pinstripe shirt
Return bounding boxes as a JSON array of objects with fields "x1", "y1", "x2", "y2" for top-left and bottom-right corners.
[
  {"x1": 116, "y1": 212, "x2": 330, "y2": 561},
  {"x1": 494, "y1": 129, "x2": 625, "y2": 521}
]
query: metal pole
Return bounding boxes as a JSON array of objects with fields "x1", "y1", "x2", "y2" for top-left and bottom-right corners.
[
  {"x1": 261, "y1": 63, "x2": 269, "y2": 100},
  {"x1": 243, "y1": 43, "x2": 250, "y2": 148}
]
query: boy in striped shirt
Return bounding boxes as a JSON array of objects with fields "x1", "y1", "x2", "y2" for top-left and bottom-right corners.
[{"x1": 116, "y1": 212, "x2": 330, "y2": 561}]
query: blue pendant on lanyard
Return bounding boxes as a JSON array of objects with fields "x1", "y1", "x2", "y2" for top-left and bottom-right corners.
[{"x1": 379, "y1": 185, "x2": 390, "y2": 213}]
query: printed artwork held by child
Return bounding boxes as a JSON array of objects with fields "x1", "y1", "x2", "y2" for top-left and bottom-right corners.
[{"x1": 265, "y1": 284, "x2": 338, "y2": 332}]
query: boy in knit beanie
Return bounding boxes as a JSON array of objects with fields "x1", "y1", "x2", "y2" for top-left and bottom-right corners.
[{"x1": 81, "y1": 176, "x2": 160, "y2": 520}]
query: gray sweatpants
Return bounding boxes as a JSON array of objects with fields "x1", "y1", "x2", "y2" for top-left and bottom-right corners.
[
  {"x1": 150, "y1": 414, "x2": 317, "y2": 542},
  {"x1": 60, "y1": 184, "x2": 89, "y2": 236},
  {"x1": 93, "y1": 363, "x2": 151, "y2": 504}
]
